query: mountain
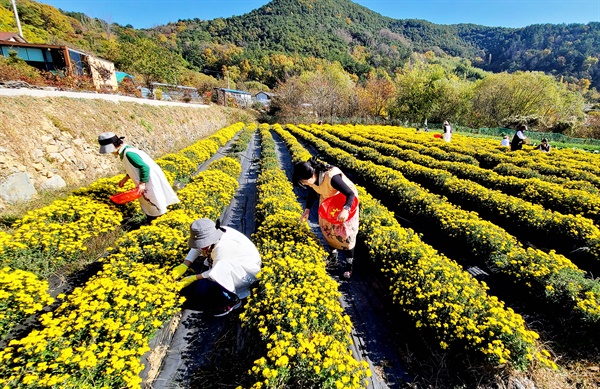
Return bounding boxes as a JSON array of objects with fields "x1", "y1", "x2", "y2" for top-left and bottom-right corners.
[
  {"x1": 161, "y1": 0, "x2": 600, "y2": 87},
  {"x1": 457, "y1": 23, "x2": 600, "y2": 83},
  {"x1": 3, "y1": 0, "x2": 600, "y2": 89},
  {"x1": 163, "y1": 0, "x2": 408, "y2": 78}
]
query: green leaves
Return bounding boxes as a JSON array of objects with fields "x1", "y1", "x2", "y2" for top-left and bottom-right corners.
[{"x1": 118, "y1": 38, "x2": 185, "y2": 91}]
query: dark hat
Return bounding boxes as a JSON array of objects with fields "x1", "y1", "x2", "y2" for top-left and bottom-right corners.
[
  {"x1": 188, "y1": 218, "x2": 224, "y2": 249},
  {"x1": 98, "y1": 132, "x2": 121, "y2": 154}
]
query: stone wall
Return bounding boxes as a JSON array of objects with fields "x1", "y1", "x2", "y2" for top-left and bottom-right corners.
[{"x1": 0, "y1": 95, "x2": 250, "y2": 211}]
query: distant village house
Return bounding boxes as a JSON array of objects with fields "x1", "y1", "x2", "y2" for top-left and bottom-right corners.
[
  {"x1": 213, "y1": 88, "x2": 251, "y2": 108},
  {"x1": 0, "y1": 32, "x2": 118, "y2": 90}
]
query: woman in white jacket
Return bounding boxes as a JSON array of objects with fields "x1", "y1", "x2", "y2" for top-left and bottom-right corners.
[
  {"x1": 172, "y1": 218, "x2": 262, "y2": 316},
  {"x1": 98, "y1": 132, "x2": 179, "y2": 224}
]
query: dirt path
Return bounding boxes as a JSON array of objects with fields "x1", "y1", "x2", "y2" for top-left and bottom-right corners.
[{"x1": 145, "y1": 132, "x2": 259, "y2": 389}]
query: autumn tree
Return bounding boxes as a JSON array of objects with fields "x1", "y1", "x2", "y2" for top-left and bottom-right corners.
[
  {"x1": 117, "y1": 38, "x2": 185, "y2": 97},
  {"x1": 300, "y1": 63, "x2": 356, "y2": 120},
  {"x1": 429, "y1": 77, "x2": 473, "y2": 124},
  {"x1": 263, "y1": 53, "x2": 296, "y2": 87},
  {"x1": 182, "y1": 42, "x2": 243, "y2": 74},
  {"x1": 271, "y1": 62, "x2": 356, "y2": 121},
  {"x1": 355, "y1": 69, "x2": 395, "y2": 117},
  {"x1": 271, "y1": 76, "x2": 307, "y2": 120},
  {"x1": 471, "y1": 71, "x2": 585, "y2": 130},
  {"x1": 389, "y1": 62, "x2": 447, "y2": 123}
]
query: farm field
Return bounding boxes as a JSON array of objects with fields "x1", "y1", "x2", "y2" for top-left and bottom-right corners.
[{"x1": 0, "y1": 123, "x2": 599, "y2": 388}]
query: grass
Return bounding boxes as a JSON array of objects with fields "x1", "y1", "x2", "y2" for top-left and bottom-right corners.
[
  {"x1": 47, "y1": 114, "x2": 72, "y2": 135},
  {"x1": 140, "y1": 118, "x2": 155, "y2": 132}
]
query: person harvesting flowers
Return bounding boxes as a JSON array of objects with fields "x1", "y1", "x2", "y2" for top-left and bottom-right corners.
[
  {"x1": 98, "y1": 132, "x2": 179, "y2": 224},
  {"x1": 292, "y1": 158, "x2": 359, "y2": 279},
  {"x1": 171, "y1": 218, "x2": 262, "y2": 316}
]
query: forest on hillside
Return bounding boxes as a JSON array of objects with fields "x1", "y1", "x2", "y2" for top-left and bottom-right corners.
[
  {"x1": 165, "y1": 0, "x2": 600, "y2": 89},
  {"x1": 1, "y1": 0, "x2": 600, "y2": 137}
]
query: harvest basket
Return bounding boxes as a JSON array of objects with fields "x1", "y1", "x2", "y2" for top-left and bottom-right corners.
[{"x1": 318, "y1": 192, "x2": 359, "y2": 224}]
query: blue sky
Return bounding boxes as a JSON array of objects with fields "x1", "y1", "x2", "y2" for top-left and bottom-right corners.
[{"x1": 39, "y1": 0, "x2": 600, "y2": 29}]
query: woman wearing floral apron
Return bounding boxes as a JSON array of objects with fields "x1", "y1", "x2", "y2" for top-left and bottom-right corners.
[{"x1": 293, "y1": 159, "x2": 359, "y2": 279}]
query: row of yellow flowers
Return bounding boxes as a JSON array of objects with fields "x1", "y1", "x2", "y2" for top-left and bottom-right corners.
[
  {"x1": 285, "y1": 124, "x2": 600, "y2": 323},
  {"x1": 0, "y1": 122, "x2": 243, "y2": 342},
  {"x1": 0, "y1": 125, "x2": 248, "y2": 388},
  {"x1": 391, "y1": 128, "x2": 600, "y2": 193},
  {"x1": 370, "y1": 126, "x2": 600, "y2": 193},
  {"x1": 308, "y1": 124, "x2": 600, "y2": 262},
  {"x1": 468, "y1": 132, "x2": 600, "y2": 179},
  {"x1": 431, "y1": 125, "x2": 600, "y2": 189},
  {"x1": 0, "y1": 124, "x2": 240, "y2": 354},
  {"x1": 404, "y1": 128, "x2": 600, "y2": 190},
  {"x1": 0, "y1": 257, "x2": 182, "y2": 388},
  {"x1": 154, "y1": 123, "x2": 239, "y2": 184},
  {"x1": 416, "y1": 125, "x2": 600, "y2": 170},
  {"x1": 237, "y1": 124, "x2": 371, "y2": 388},
  {"x1": 0, "y1": 194, "x2": 123, "y2": 278},
  {"x1": 491, "y1": 161, "x2": 599, "y2": 193},
  {"x1": 275, "y1": 124, "x2": 554, "y2": 370},
  {"x1": 360, "y1": 188, "x2": 555, "y2": 369},
  {"x1": 0, "y1": 267, "x2": 54, "y2": 341},
  {"x1": 345, "y1": 125, "x2": 600, "y2": 225},
  {"x1": 551, "y1": 147, "x2": 600, "y2": 176}
]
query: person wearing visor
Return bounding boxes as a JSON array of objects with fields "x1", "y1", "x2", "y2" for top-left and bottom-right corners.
[
  {"x1": 292, "y1": 158, "x2": 359, "y2": 279},
  {"x1": 97, "y1": 132, "x2": 179, "y2": 224},
  {"x1": 171, "y1": 218, "x2": 261, "y2": 316}
]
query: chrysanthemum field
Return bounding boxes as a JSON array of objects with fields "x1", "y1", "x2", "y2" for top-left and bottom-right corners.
[{"x1": 1, "y1": 123, "x2": 599, "y2": 388}]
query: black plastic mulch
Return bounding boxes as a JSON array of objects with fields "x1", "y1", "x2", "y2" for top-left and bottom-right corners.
[{"x1": 145, "y1": 130, "x2": 414, "y2": 388}]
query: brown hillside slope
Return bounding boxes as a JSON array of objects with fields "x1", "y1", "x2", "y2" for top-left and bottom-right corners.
[{"x1": 0, "y1": 95, "x2": 251, "y2": 211}]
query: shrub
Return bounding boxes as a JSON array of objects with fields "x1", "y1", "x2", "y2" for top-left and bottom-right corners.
[{"x1": 0, "y1": 53, "x2": 40, "y2": 83}]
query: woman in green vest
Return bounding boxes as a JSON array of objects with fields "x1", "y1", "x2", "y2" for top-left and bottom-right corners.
[{"x1": 98, "y1": 132, "x2": 179, "y2": 224}]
